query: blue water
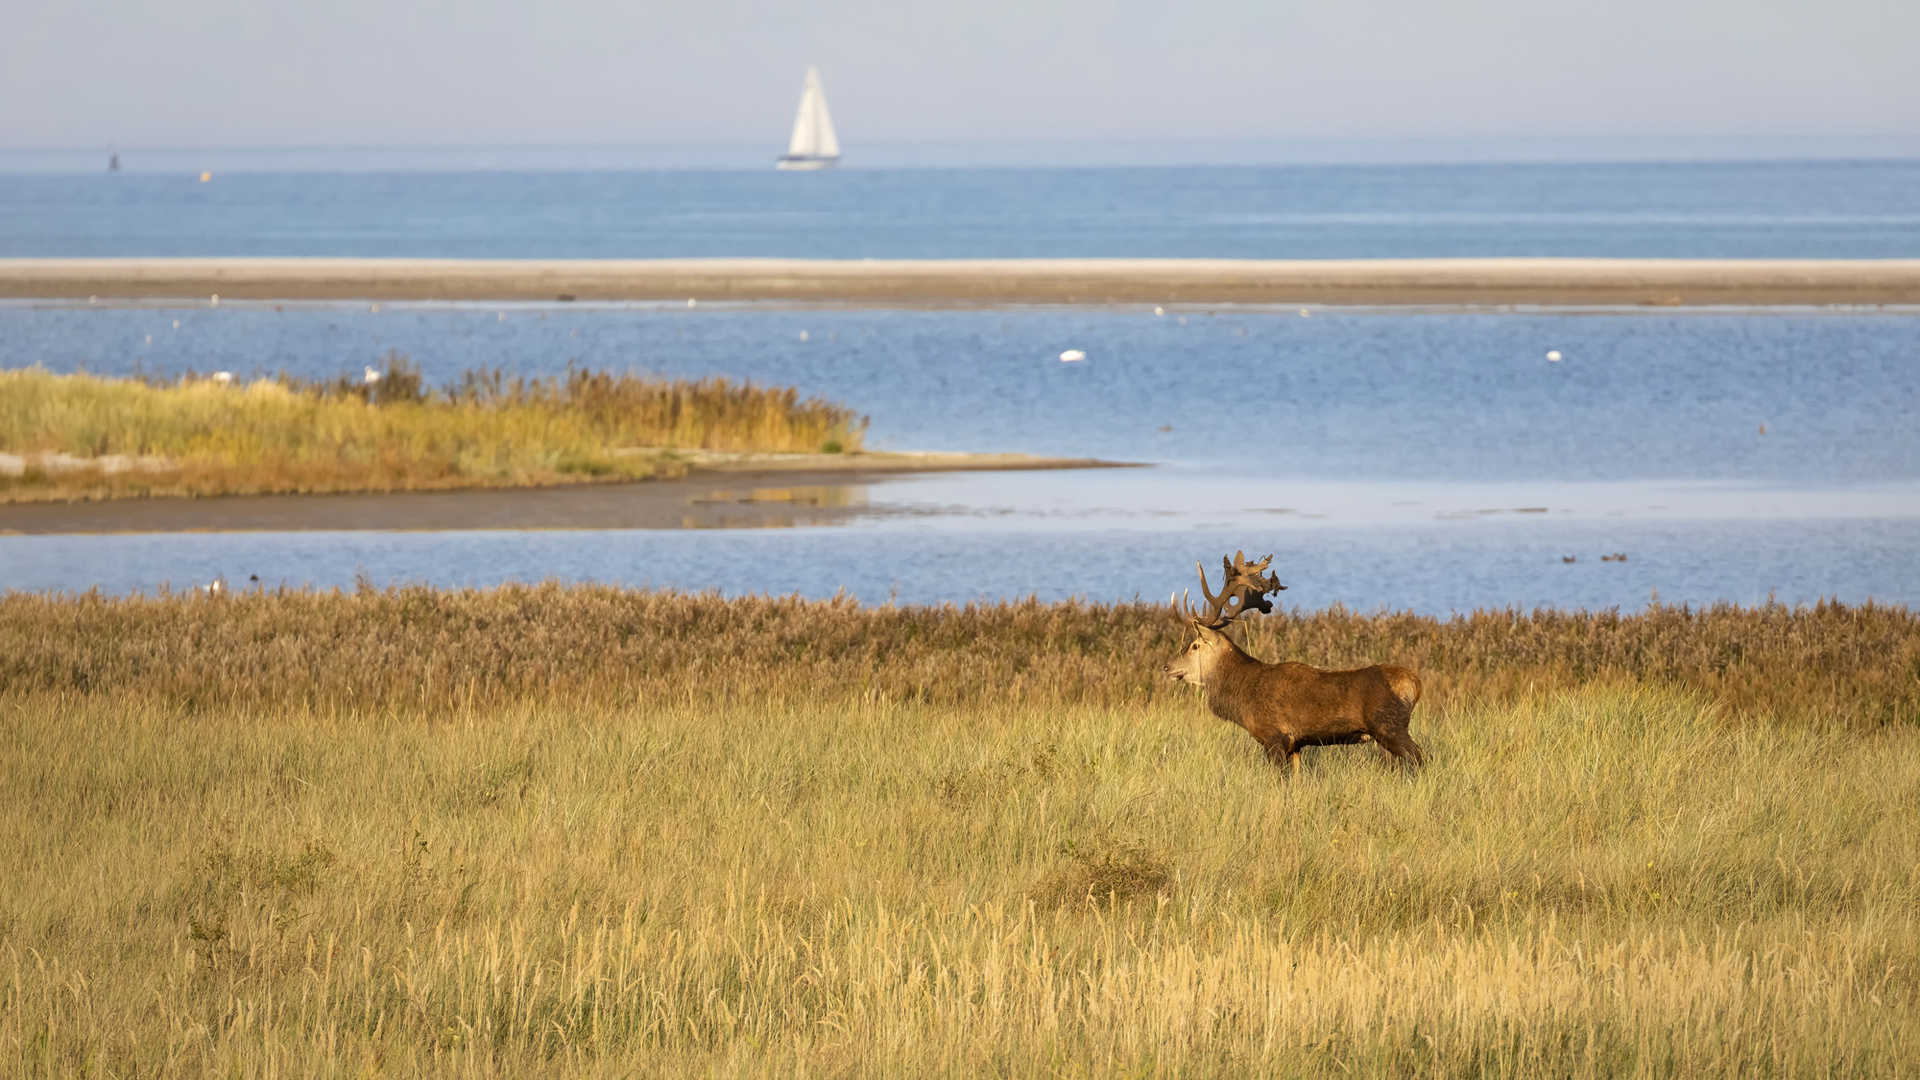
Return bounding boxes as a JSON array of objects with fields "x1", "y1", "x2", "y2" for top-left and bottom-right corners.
[
  {"x1": 4, "y1": 300, "x2": 1918, "y2": 608},
  {"x1": 4, "y1": 157, "x2": 1919, "y2": 608},
  {"x1": 6, "y1": 159, "x2": 1920, "y2": 259},
  {"x1": 3, "y1": 518, "x2": 1916, "y2": 615},
  {"x1": 8, "y1": 303, "x2": 1917, "y2": 485}
]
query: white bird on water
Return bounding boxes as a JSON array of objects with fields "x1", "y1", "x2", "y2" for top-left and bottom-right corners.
[
  {"x1": 1546, "y1": 350, "x2": 1563, "y2": 362},
  {"x1": 211, "y1": 371, "x2": 234, "y2": 385},
  {"x1": 1059, "y1": 350, "x2": 1086, "y2": 362},
  {"x1": 364, "y1": 366, "x2": 382, "y2": 385}
]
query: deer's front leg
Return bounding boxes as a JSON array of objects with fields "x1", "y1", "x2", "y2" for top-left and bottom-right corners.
[{"x1": 1261, "y1": 736, "x2": 1300, "y2": 777}]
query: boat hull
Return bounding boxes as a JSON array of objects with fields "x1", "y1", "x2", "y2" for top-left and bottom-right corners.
[{"x1": 776, "y1": 155, "x2": 839, "y2": 171}]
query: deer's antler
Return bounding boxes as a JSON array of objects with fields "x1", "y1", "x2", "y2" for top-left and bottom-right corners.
[
  {"x1": 1179, "y1": 551, "x2": 1286, "y2": 629},
  {"x1": 1224, "y1": 551, "x2": 1285, "y2": 613}
]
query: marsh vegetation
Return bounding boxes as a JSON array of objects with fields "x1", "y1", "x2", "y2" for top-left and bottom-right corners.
[
  {"x1": 2, "y1": 589, "x2": 1916, "y2": 1075},
  {"x1": 0, "y1": 359, "x2": 868, "y2": 501}
]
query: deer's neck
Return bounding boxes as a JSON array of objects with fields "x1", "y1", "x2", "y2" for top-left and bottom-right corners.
[
  {"x1": 1199, "y1": 651, "x2": 1264, "y2": 729},
  {"x1": 1203, "y1": 641, "x2": 1266, "y2": 694}
]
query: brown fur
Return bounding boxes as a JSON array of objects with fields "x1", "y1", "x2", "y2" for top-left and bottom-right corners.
[{"x1": 1165, "y1": 624, "x2": 1425, "y2": 775}]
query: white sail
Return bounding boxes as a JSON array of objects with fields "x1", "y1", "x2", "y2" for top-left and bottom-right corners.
[
  {"x1": 778, "y1": 66, "x2": 840, "y2": 169},
  {"x1": 807, "y1": 68, "x2": 839, "y2": 158}
]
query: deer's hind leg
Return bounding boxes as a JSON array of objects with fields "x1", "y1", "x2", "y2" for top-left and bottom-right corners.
[
  {"x1": 1367, "y1": 697, "x2": 1425, "y2": 769},
  {"x1": 1372, "y1": 727, "x2": 1424, "y2": 769}
]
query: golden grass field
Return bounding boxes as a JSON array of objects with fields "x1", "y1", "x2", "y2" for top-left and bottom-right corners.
[
  {"x1": 0, "y1": 362, "x2": 867, "y2": 502},
  {"x1": 3, "y1": 588, "x2": 1917, "y2": 1076}
]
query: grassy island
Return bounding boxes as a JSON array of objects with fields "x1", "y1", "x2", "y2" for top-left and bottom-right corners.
[
  {"x1": 2, "y1": 590, "x2": 1916, "y2": 1075},
  {"x1": 0, "y1": 360, "x2": 867, "y2": 502}
]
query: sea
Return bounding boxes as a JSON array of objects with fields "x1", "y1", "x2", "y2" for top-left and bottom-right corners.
[
  {"x1": 7, "y1": 154, "x2": 1920, "y2": 259},
  {"x1": 2, "y1": 150, "x2": 1917, "y2": 613}
]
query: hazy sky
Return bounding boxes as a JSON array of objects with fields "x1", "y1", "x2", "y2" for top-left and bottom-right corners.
[{"x1": 5, "y1": 0, "x2": 1916, "y2": 149}]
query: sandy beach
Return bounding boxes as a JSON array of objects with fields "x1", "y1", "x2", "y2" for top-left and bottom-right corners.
[{"x1": 5, "y1": 257, "x2": 1920, "y2": 306}]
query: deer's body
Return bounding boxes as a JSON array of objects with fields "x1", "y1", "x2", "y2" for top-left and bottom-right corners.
[{"x1": 1166, "y1": 623, "x2": 1425, "y2": 774}]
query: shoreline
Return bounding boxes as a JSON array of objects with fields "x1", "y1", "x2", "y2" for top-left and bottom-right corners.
[
  {"x1": 639, "y1": 450, "x2": 1137, "y2": 475},
  {"x1": 0, "y1": 453, "x2": 1137, "y2": 534},
  {"x1": 4, "y1": 256, "x2": 1920, "y2": 306}
]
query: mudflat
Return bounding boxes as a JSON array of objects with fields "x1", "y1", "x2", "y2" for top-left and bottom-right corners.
[
  {"x1": 5, "y1": 257, "x2": 1920, "y2": 306},
  {"x1": 0, "y1": 453, "x2": 1133, "y2": 534}
]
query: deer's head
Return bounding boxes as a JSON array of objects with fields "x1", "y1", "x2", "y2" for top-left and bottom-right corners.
[
  {"x1": 1165, "y1": 552, "x2": 1285, "y2": 687},
  {"x1": 1166, "y1": 622, "x2": 1238, "y2": 687}
]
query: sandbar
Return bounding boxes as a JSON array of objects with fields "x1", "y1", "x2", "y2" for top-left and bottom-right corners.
[
  {"x1": 0, "y1": 453, "x2": 1136, "y2": 535},
  {"x1": 5, "y1": 257, "x2": 1920, "y2": 306}
]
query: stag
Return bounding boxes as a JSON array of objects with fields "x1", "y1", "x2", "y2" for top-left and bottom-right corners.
[{"x1": 1165, "y1": 552, "x2": 1424, "y2": 775}]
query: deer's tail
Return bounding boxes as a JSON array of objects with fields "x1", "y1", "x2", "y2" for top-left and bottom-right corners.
[{"x1": 1383, "y1": 666, "x2": 1422, "y2": 710}]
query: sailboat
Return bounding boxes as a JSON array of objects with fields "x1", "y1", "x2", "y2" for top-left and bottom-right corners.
[{"x1": 776, "y1": 66, "x2": 840, "y2": 170}]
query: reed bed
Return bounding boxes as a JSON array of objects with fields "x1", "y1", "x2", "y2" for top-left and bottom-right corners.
[
  {"x1": 3, "y1": 590, "x2": 1917, "y2": 1075},
  {"x1": 0, "y1": 361, "x2": 867, "y2": 501},
  {"x1": 3, "y1": 585, "x2": 1914, "y2": 727}
]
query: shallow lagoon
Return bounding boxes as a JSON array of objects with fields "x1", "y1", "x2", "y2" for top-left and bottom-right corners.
[
  {"x1": 9, "y1": 302, "x2": 1918, "y2": 484},
  {"x1": 3, "y1": 302, "x2": 1916, "y2": 611}
]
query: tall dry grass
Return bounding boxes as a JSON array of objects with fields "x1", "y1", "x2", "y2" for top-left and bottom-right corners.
[
  {"x1": 3, "y1": 585, "x2": 1914, "y2": 727},
  {"x1": 2, "y1": 590, "x2": 1916, "y2": 1075},
  {"x1": 0, "y1": 360, "x2": 867, "y2": 501}
]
